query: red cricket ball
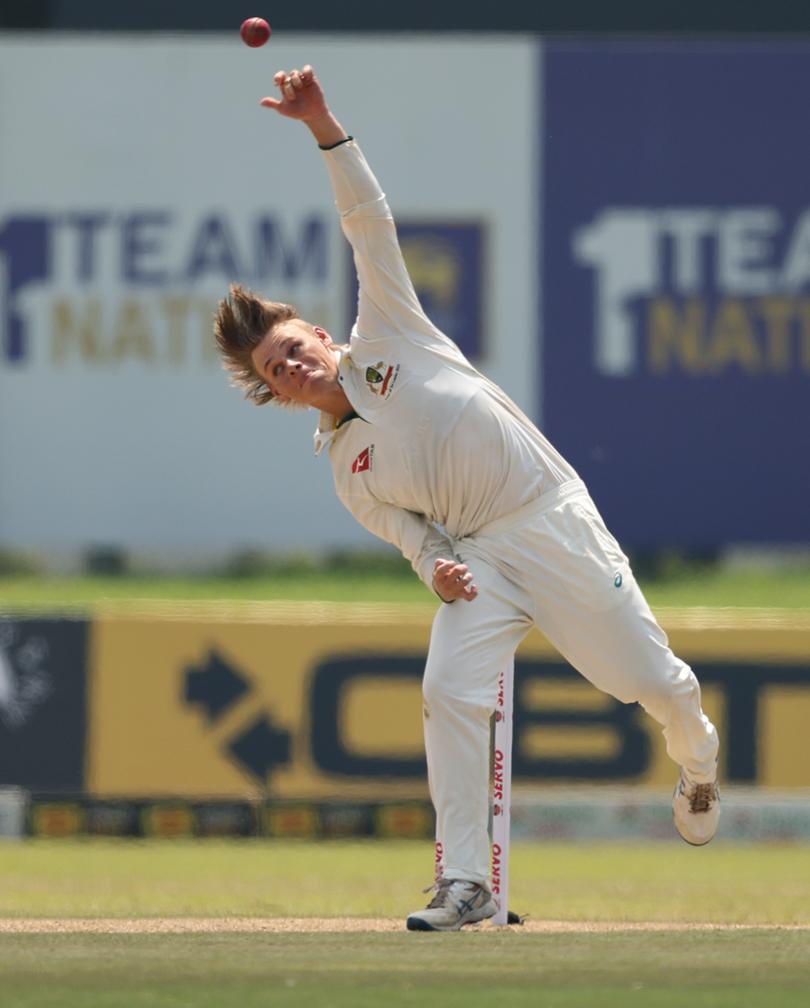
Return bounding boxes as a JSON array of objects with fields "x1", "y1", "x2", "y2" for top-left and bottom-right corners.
[{"x1": 240, "y1": 17, "x2": 271, "y2": 48}]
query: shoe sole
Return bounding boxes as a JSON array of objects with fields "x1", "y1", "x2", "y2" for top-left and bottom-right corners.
[
  {"x1": 675, "y1": 830, "x2": 713, "y2": 847},
  {"x1": 405, "y1": 915, "x2": 524, "y2": 931},
  {"x1": 406, "y1": 914, "x2": 492, "y2": 932},
  {"x1": 406, "y1": 916, "x2": 445, "y2": 932}
]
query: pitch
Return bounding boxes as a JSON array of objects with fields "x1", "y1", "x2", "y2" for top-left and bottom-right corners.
[{"x1": 2, "y1": 839, "x2": 809, "y2": 1006}]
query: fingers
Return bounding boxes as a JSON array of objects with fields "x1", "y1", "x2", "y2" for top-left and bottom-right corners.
[
  {"x1": 432, "y1": 559, "x2": 478, "y2": 602},
  {"x1": 259, "y1": 71, "x2": 290, "y2": 110},
  {"x1": 262, "y1": 67, "x2": 312, "y2": 104},
  {"x1": 260, "y1": 65, "x2": 320, "y2": 115},
  {"x1": 433, "y1": 559, "x2": 474, "y2": 586}
]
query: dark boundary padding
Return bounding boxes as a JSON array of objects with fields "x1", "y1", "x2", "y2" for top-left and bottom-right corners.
[{"x1": 3, "y1": 1, "x2": 810, "y2": 33}]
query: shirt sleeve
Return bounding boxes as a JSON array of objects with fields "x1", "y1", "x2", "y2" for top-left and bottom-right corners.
[
  {"x1": 335, "y1": 483, "x2": 454, "y2": 595},
  {"x1": 320, "y1": 140, "x2": 464, "y2": 359}
]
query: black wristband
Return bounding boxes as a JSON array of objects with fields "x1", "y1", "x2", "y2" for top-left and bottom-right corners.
[{"x1": 318, "y1": 135, "x2": 353, "y2": 151}]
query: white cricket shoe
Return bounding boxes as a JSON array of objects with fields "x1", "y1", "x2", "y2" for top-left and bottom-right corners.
[
  {"x1": 406, "y1": 878, "x2": 497, "y2": 932},
  {"x1": 673, "y1": 769, "x2": 720, "y2": 846}
]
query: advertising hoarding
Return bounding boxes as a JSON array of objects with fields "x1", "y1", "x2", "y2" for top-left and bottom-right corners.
[
  {"x1": 86, "y1": 606, "x2": 810, "y2": 798},
  {"x1": 541, "y1": 40, "x2": 810, "y2": 546},
  {"x1": 0, "y1": 617, "x2": 88, "y2": 791},
  {"x1": 0, "y1": 35, "x2": 535, "y2": 560}
]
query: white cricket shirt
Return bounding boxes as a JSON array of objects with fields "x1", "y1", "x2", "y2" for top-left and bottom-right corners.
[{"x1": 315, "y1": 141, "x2": 579, "y2": 590}]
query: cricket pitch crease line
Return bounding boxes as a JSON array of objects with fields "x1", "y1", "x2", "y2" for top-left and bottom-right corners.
[{"x1": 1, "y1": 918, "x2": 808, "y2": 934}]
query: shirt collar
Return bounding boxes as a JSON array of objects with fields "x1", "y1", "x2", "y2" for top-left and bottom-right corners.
[
  {"x1": 313, "y1": 412, "x2": 338, "y2": 456},
  {"x1": 313, "y1": 347, "x2": 359, "y2": 456}
]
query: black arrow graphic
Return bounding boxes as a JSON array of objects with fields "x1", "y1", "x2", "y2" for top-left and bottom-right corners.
[
  {"x1": 227, "y1": 713, "x2": 292, "y2": 785},
  {"x1": 184, "y1": 649, "x2": 251, "y2": 723}
]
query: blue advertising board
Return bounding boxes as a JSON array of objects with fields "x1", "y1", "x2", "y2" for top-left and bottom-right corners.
[{"x1": 541, "y1": 40, "x2": 810, "y2": 546}]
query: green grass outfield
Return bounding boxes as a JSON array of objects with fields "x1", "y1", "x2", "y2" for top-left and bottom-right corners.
[
  {"x1": 4, "y1": 930, "x2": 810, "y2": 1008},
  {"x1": 2, "y1": 839, "x2": 809, "y2": 1007},
  {"x1": 2, "y1": 564, "x2": 810, "y2": 610}
]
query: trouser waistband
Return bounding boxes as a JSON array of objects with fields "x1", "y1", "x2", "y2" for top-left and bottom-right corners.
[{"x1": 467, "y1": 478, "x2": 588, "y2": 539}]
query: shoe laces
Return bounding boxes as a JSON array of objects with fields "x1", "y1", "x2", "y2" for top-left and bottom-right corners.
[
  {"x1": 422, "y1": 877, "x2": 485, "y2": 910},
  {"x1": 422, "y1": 878, "x2": 455, "y2": 909},
  {"x1": 688, "y1": 781, "x2": 717, "y2": 814}
]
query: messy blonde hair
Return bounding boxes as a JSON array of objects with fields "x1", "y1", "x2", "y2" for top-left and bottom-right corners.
[{"x1": 214, "y1": 282, "x2": 299, "y2": 405}]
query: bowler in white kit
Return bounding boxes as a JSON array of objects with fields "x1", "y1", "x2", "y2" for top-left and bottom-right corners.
[{"x1": 214, "y1": 65, "x2": 721, "y2": 932}]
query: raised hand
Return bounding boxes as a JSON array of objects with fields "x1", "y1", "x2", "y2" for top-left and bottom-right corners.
[
  {"x1": 260, "y1": 64, "x2": 347, "y2": 148},
  {"x1": 260, "y1": 64, "x2": 330, "y2": 123}
]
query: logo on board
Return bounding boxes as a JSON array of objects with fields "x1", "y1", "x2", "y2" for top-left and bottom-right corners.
[
  {"x1": 0, "y1": 620, "x2": 52, "y2": 729},
  {"x1": 574, "y1": 206, "x2": 810, "y2": 378},
  {"x1": 0, "y1": 211, "x2": 328, "y2": 368}
]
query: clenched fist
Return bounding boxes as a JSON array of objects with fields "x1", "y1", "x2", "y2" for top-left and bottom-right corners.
[{"x1": 432, "y1": 558, "x2": 478, "y2": 603}]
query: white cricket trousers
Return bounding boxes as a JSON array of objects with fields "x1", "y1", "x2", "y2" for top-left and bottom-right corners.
[{"x1": 422, "y1": 479, "x2": 719, "y2": 886}]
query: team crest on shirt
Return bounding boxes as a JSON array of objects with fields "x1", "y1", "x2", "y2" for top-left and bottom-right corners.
[
  {"x1": 364, "y1": 360, "x2": 400, "y2": 398},
  {"x1": 351, "y1": 445, "x2": 374, "y2": 474}
]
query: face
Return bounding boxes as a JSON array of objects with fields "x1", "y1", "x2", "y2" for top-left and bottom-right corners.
[{"x1": 251, "y1": 319, "x2": 349, "y2": 413}]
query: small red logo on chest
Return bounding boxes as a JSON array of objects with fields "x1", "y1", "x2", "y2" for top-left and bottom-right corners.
[{"x1": 351, "y1": 446, "x2": 373, "y2": 474}]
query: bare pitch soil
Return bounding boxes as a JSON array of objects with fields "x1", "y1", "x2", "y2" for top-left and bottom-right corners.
[{"x1": 2, "y1": 917, "x2": 808, "y2": 934}]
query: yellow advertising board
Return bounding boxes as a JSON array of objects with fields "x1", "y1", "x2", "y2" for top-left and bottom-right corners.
[
  {"x1": 86, "y1": 603, "x2": 810, "y2": 798},
  {"x1": 88, "y1": 602, "x2": 438, "y2": 800}
]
